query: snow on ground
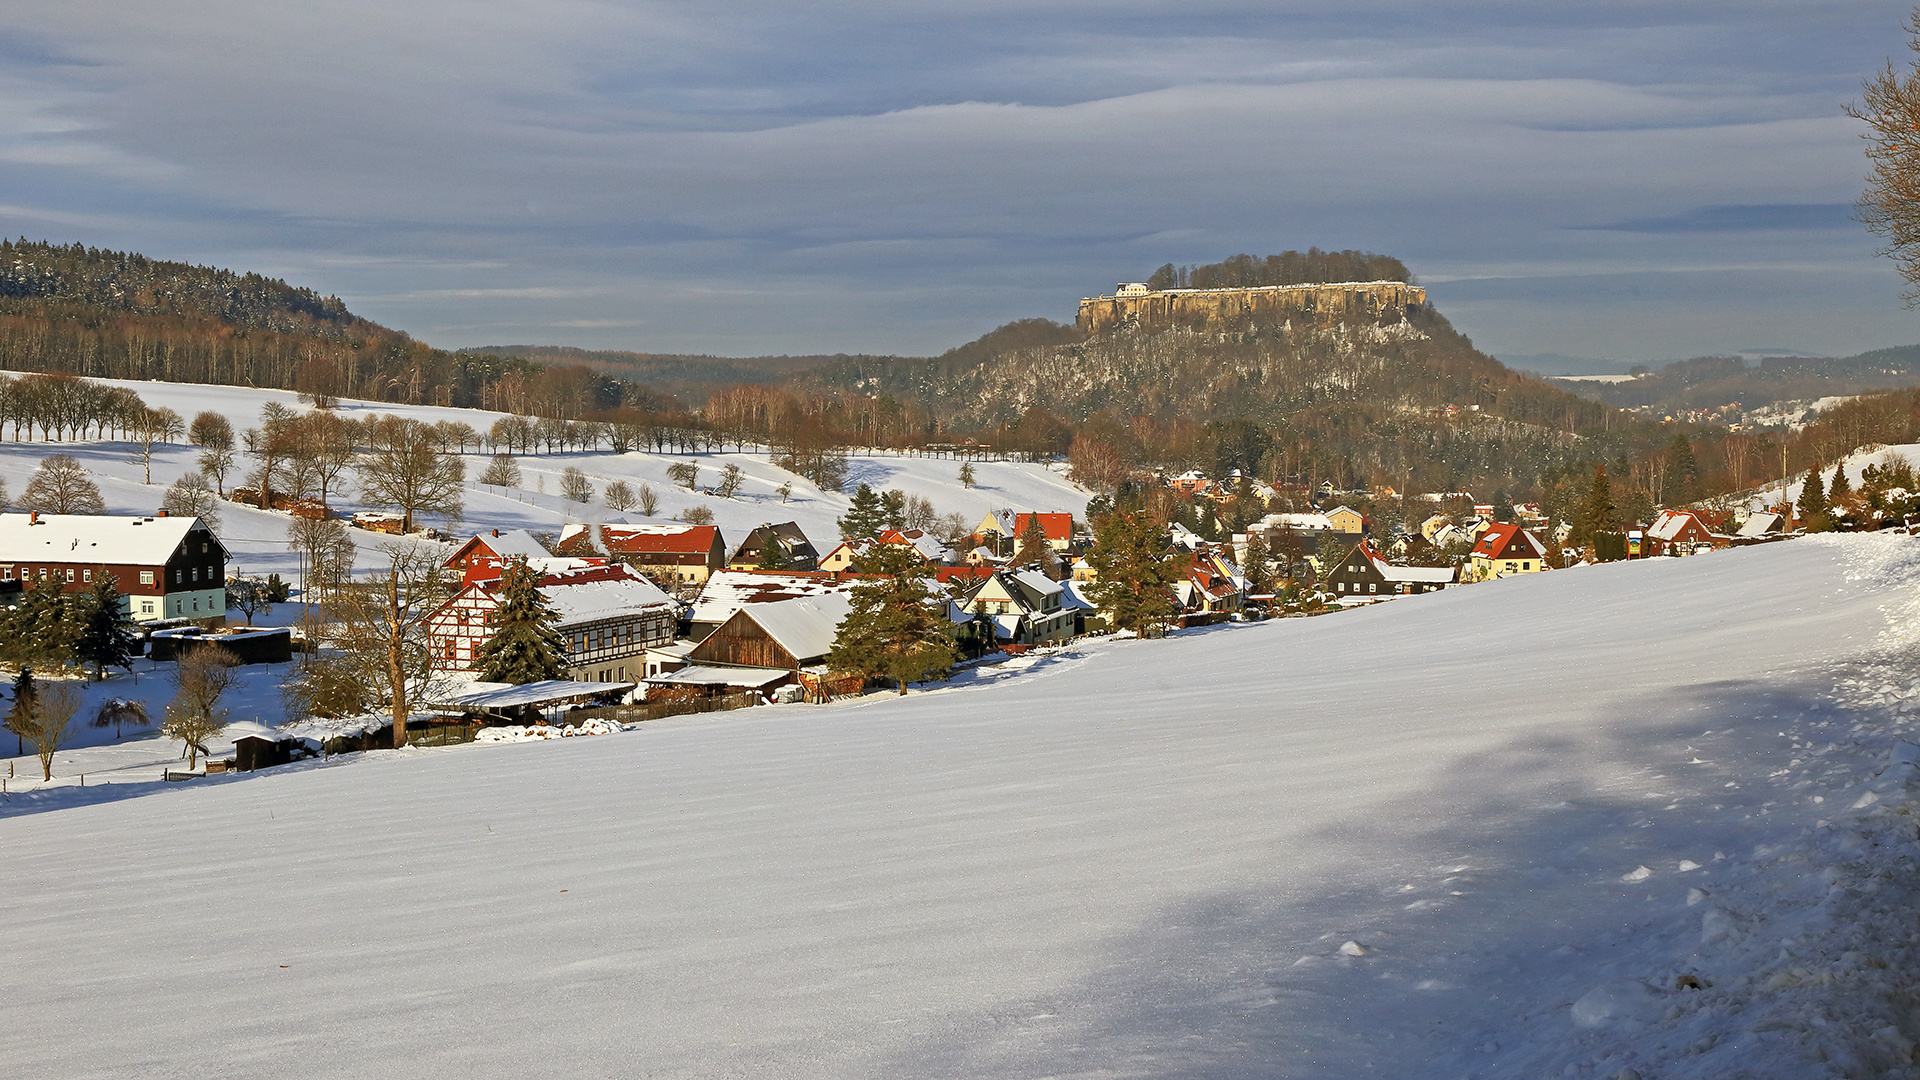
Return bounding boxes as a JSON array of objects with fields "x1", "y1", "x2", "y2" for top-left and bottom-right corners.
[
  {"x1": 0, "y1": 375, "x2": 1089, "y2": 580},
  {"x1": 7, "y1": 535, "x2": 1920, "y2": 1077},
  {"x1": 1749, "y1": 441, "x2": 1920, "y2": 514}
]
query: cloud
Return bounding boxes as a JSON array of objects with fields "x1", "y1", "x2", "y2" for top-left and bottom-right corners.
[{"x1": 0, "y1": 2, "x2": 1911, "y2": 356}]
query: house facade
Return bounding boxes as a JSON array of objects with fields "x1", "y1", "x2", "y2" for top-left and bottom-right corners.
[
  {"x1": 426, "y1": 559, "x2": 677, "y2": 683},
  {"x1": 0, "y1": 511, "x2": 229, "y2": 622},
  {"x1": 958, "y1": 569, "x2": 1078, "y2": 645},
  {"x1": 1645, "y1": 509, "x2": 1718, "y2": 556},
  {"x1": 1322, "y1": 540, "x2": 1455, "y2": 601},
  {"x1": 1465, "y1": 524, "x2": 1548, "y2": 581},
  {"x1": 558, "y1": 522, "x2": 728, "y2": 587},
  {"x1": 726, "y1": 522, "x2": 819, "y2": 571}
]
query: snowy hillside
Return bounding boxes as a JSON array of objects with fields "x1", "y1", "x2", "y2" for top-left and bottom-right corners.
[
  {"x1": 1750, "y1": 441, "x2": 1920, "y2": 513},
  {"x1": 0, "y1": 376, "x2": 1090, "y2": 578},
  {"x1": 8, "y1": 535, "x2": 1920, "y2": 1078}
]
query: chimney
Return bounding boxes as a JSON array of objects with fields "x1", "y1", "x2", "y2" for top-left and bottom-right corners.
[
  {"x1": 28, "y1": 511, "x2": 38, "y2": 525},
  {"x1": 492, "y1": 529, "x2": 500, "y2": 537},
  {"x1": 156, "y1": 509, "x2": 168, "y2": 517}
]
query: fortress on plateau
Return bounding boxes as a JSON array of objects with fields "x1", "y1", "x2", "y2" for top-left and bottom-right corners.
[{"x1": 1076, "y1": 279, "x2": 1427, "y2": 335}]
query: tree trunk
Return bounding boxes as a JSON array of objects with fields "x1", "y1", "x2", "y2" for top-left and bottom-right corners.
[{"x1": 388, "y1": 571, "x2": 408, "y2": 748}]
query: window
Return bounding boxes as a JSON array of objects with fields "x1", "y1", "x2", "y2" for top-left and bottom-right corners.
[
  {"x1": 191, "y1": 568, "x2": 198, "y2": 582},
  {"x1": 1, "y1": 569, "x2": 9, "y2": 580},
  {"x1": 141, "y1": 601, "x2": 154, "y2": 614},
  {"x1": 174, "y1": 569, "x2": 181, "y2": 584},
  {"x1": 65, "y1": 568, "x2": 74, "y2": 582},
  {"x1": 140, "y1": 571, "x2": 154, "y2": 586},
  {"x1": 83, "y1": 569, "x2": 91, "y2": 582}
]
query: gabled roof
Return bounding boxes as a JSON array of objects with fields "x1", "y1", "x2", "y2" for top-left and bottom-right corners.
[
  {"x1": 1471, "y1": 523, "x2": 1546, "y2": 562},
  {"x1": 1737, "y1": 511, "x2": 1784, "y2": 537},
  {"x1": 1011, "y1": 513, "x2": 1073, "y2": 543},
  {"x1": 535, "y1": 564, "x2": 676, "y2": 625},
  {"x1": 729, "y1": 593, "x2": 854, "y2": 664},
  {"x1": 447, "y1": 529, "x2": 549, "y2": 568},
  {"x1": 688, "y1": 569, "x2": 856, "y2": 625},
  {"x1": 0, "y1": 512, "x2": 225, "y2": 565},
  {"x1": 560, "y1": 522, "x2": 721, "y2": 557},
  {"x1": 1260, "y1": 512, "x2": 1334, "y2": 532},
  {"x1": 879, "y1": 529, "x2": 950, "y2": 561},
  {"x1": 1647, "y1": 509, "x2": 1709, "y2": 542},
  {"x1": 730, "y1": 522, "x2": 817, "y2": 563}
]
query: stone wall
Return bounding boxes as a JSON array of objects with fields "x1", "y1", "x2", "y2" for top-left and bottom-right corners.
[{"x1": 1076, "y1": 280, "x2": 1426, "y2": 335}]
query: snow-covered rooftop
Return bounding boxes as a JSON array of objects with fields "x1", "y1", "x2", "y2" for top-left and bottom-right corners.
[
  {"x1": 731, "y1": 593, "x2": 853, "y2": 662},
  {"x1": 0, "y1": 512, "x2": 221, "y2": 565},
  {"x1": 688, "y1": 569, "x2": 855, "y2": 626}
]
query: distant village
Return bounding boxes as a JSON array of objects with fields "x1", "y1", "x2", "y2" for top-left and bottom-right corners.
[{"x1": 2, "y1": 440, "x2": 1888, "y2": 776}]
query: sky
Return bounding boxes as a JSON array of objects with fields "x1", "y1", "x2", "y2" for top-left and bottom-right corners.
[{"x1": 2, "y1": 2, "x2": 1917, "y2": 367}]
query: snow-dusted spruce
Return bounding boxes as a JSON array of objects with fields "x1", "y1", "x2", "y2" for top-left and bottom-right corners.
[
  {"x1": 826, "y1": 541, "x2": 956, "y2": 695},
  {"x1": 477, "y1": 557, "x2": 568, "y2": 685}
]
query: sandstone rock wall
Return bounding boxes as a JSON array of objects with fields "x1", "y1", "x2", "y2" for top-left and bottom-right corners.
[{"x1": 1077, "y1": 280, "x2": 1426, "y2": 335}]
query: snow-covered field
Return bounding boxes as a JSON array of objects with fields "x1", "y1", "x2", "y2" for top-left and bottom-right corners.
[
  {"x1": 8, "y1": 534, "x2": 1920, "y2": 1078},
  {"x1": 0, "y1": 375, "x2": 1089, "y2": 580}
]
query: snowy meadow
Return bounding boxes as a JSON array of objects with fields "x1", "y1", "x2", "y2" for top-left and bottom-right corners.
[{"x1": 6, "y1": 529, "x2": 1920, "y2": 1078}]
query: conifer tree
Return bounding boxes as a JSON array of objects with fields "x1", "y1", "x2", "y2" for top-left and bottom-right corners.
[
  {"x1": 1797, "y1": 465, "x2": 1830, "y2": 529},
  {"x1": 1829, "y1": 462, "x2": 1853, "y2": 499},
  {"x1": 1572, "y1": 464, "x2": 1619, "y2": 548},
  {"x1": 1242, "y1": 529, "x2": 1273, "y2": 595},
  {"x1": 827, "y1": 542, "x2": 957, "y2": 694},
  {"x1": 73, "y1": 570, "x2": 137, "y2": 680},
  {"x1": 755, "y1": 533, "x2": 789, "y2": 571},
  {"x1": 477, "y1": 558, "x2": 568, "y2": 685},
  {"x1": 6, "y1": 667, "x2": 35, "y2": 757},
  {"x1": 1086, "y1": 510, "x2": 1180, "y2": 638},
  {"x1": 1012, "y1": 514, "x2": 1051, "y2": 569},
  {"x1": 838, "y1": 483, "x2": 888, "y2": 540},
  {"x1": 1661, "y1": 434, "x2": 1699, "y2": 506}
]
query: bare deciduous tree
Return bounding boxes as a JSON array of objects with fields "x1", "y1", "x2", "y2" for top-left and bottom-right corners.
[
  {"x1": 22, "y1": 453, "x2": 105, "y2": 515},
  {"x1": 667, "y1": 460, "x2": 699, "y2": 490},
  {"x1": 357, "y1": 416, "x2": 464, "y2": 532},
  {"x1": 638, "y1": 483, "x2": 659, "y2": 516},
  {"x1": 1851, "y1": 12, "x2": 1920, "y2": 304},
  {"x1": 604, "y1": 479, "x2": 636, "y2": 511},
  {"x1": 321, "y1": 544, "x2": 450, "y2": 749},
  {"x1": 16, "y1": 681, "x2": 81, "y2": 780},
  {"x1": 164, "y1": 645, "x2": 239, "y2": 768},
  {"x1": 478, "y1": 452, "x2": 521, "y2": 488},
  {"x1": 560, "y1": 466, "x2": 594, "y2": 503},
  {"x1": 161, "y1": 471, "x2": 221, "y2": 527}
]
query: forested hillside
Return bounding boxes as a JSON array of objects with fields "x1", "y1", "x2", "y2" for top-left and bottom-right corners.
[
  {"x1": 1141, "y1": 248, "x2": 1413, "y2": 291},
  {"x1": 1551, "y1": 345, "x2": 1920, "y2": 414}
]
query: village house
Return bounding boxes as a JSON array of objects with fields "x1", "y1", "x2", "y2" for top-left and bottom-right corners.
[
  {"x1": 1322, "y1": 505, "x2": 1366, "y2": 535},
  {"x1": 1321, "y1": 540, "x2": 1455, "y2": 601},
  {"x1": 445, "y1": 528, "x2": 551, "y2": 582},
  {"x1": 0, "y1": 511, "x2": 228, "y2": 622},
  {"x1": 1465, "y1": 523, "x2": 1549, "y2": 582},
  {"x1": 726, "y1": 522, "x2": 819, "y2": 571},
  {"x1": 426, "y1": 558, "x2": 677, "y2": 683},
  {"x1": 556, "y1": 522, "x2": 728, "y2": 587},
  {"x1": 682, "y1": 593, "x2": 864, "y2": 701},
  {"x1": 686, "y1": 569, "x2": 858, "y2": 641},
  {"x1": 976, "y1": 510, "x2": 1076, "y2": 554},
  {"x1": 817, "y1": 529, "x2": 950, "y2": 572},
  {"x1": 1645, "y1": 509, "x2": 1719, "y2": 556},
  {"x1": 956, "y1": 568, "x2": 1080, "y2": 646}
]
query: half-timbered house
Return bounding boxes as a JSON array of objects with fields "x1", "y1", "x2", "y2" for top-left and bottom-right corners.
[{"x1": 426, "y1": 559, "x2": 677, "y2": 684}]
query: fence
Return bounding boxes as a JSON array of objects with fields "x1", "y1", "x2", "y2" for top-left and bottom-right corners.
[{"x1": 568, "y1": 692, "x2": 762, "y2": 725}]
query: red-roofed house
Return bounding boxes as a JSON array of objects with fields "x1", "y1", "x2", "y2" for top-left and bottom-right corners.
[
  {"x1": 977, "y1": 511, "x2": 1075, "y2": 552},
  {"x1": 557, "y1": 522, "x2": 727, "y2": 587},
  {"x1": 1466, "y1": 523, "x2": 1548, "y2": 582},
  {"x1": 1645, "y1": 509, "x2": 1718, "y2": 556},
  {"x1": 446, "y1": 529, "x2": 552, "y2": 583}
]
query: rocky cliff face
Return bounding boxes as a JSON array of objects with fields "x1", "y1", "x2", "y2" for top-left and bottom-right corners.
[{"x1": 1077, "y1": 280, "x2": 1426, "y2": 335}]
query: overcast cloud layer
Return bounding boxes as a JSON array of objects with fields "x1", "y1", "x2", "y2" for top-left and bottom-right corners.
[{"x1": 1, "y1": 2, "x2": 1914, "y2": 364}]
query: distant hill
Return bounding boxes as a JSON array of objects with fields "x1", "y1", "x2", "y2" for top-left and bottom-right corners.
[
  {"x1": 467, "y1": 345, "x2": 855, "y2": 412},
  {"x1": 1547, "y1": 345, "x2": 1920, "y2": 415}
]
